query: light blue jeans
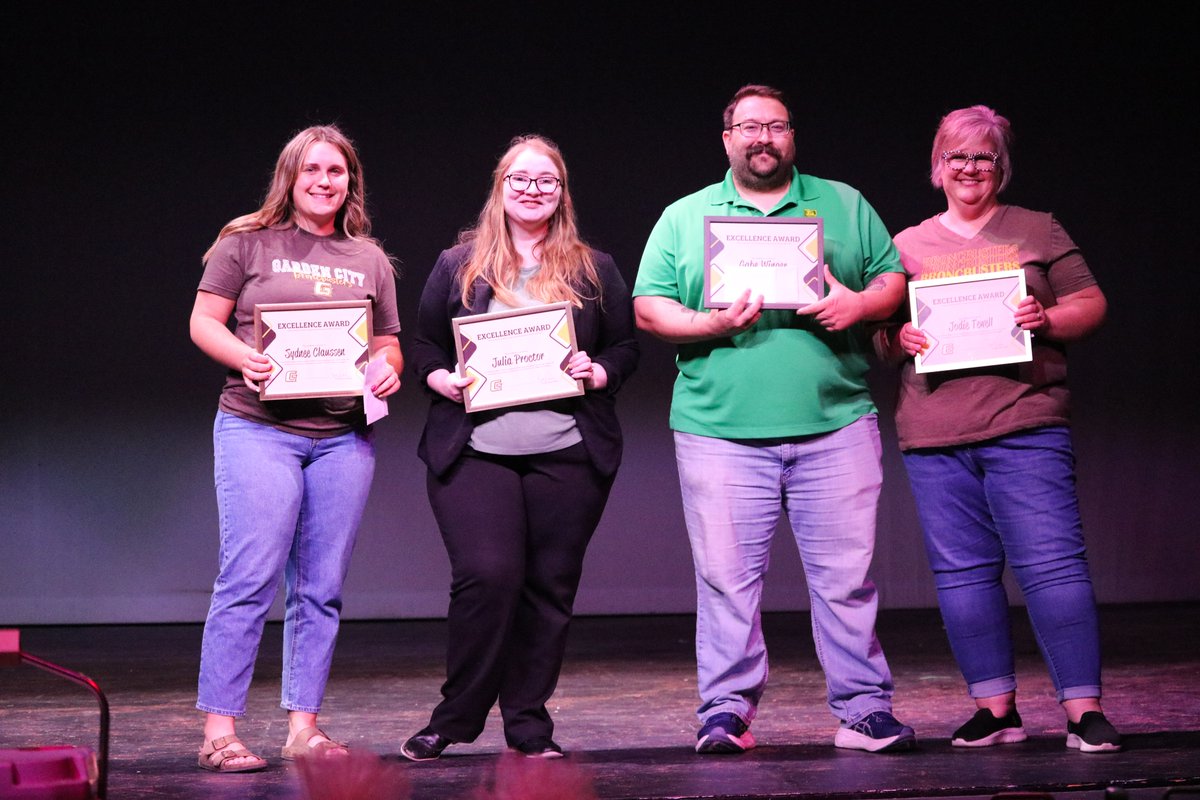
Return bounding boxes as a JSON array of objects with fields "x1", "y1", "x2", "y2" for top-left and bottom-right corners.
[
  {"x1": 674, "y1": 415, "x2": 895, "y2": 727},
  {"x1": 902, "y1": 426, "x2": 1101, "y2": 703},
  {"x1": 196, "y1": 411, "x2": 375, "y2": 716}
]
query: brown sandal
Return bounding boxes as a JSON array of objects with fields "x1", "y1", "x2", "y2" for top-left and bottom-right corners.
[
  {"x1": 198, "y1": 735, "x2": 268, "y2": 773},
  {"x1": 281, "y1": 726, "x2": 349, "y2": 760}
]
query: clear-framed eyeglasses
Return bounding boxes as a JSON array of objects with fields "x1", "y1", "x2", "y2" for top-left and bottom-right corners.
[
  {"x1": 941, "y1": 150, "x2": 999, "y2": 173},
  {"x1": 728, "y1": 120, "x2": 792, "y2": 138},
  {"x1": 505, "y1": 174, "x2": 562, "y2": 193}
]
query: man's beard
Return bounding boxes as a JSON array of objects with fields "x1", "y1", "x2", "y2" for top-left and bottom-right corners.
[{"x1": 731, "y1": 142, "x2": 793, "y2": 191}]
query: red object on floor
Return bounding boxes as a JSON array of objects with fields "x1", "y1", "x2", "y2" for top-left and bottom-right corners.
[{"x1": 0, "y1": 746, "x2": 97, "y2": 799}]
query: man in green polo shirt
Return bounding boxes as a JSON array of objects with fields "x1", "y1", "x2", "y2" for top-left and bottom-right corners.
[{"x1": 633, "y1": 84, "x2": 913, "y2": 754}]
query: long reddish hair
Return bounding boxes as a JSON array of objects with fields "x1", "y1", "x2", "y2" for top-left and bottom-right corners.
[{"x1": 456, "y1": 135, "x2": 598, "y2": 308}]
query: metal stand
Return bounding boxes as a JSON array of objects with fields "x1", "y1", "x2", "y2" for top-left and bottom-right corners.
[{"x1": 2, "y1": 631, "x2": 109, "y2": 799}]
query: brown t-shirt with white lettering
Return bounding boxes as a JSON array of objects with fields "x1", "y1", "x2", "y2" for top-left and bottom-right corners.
[
  {"x1": 198, "y1": 225, "x2": 401, "y2": 437},
  {"x1": 890, "y1": 206, "x2": 1097, "y2": 451}
]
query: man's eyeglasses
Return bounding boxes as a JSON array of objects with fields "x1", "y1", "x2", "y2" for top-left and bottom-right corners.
[
  {"x1": 728, "y1": 120, "x2": 792, "y2": 138},
  {"x1": 941, "y1": 151, "x2": 999, "y2": 173},
  {"x1": 505, "y1": 174, "x2": 562, "y2": 193}
]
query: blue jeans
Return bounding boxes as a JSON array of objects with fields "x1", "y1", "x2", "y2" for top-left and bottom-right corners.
[
  {"x1": 674, "y1": 415, "x2": 895, "y2": 727},
  {"x1": 903, "y1": 426, "x2": 1101, "y2": 703},
  {"x1": 197, "y1": 411, "x2": 375, "y2": 716}
]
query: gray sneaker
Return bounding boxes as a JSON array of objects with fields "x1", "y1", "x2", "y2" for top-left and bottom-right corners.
[{"x1": 834, "y1": 711, "x2": 916, "y2": 752}]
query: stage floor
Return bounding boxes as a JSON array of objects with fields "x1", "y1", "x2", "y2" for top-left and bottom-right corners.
[{"x1": 3, "y1": 605, "x2": 1198, "y2": 800}]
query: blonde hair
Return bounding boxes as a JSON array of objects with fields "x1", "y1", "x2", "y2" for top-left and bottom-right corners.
[
  {"x1": 930, "y1": 105, "x2": 1014, "y2": 192},
  {"x1": 457, "y1": 135, "x2": 598, "y2": 308},
  {"x1": 204, "y1": 124, "x2": 376, "y2": 262}
]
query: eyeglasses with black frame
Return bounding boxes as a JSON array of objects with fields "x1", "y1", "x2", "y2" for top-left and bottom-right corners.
[
  {"x1": 941, "y1": 150, "x2": 999, "y2": 173},
  {"x1": 728, "y1": 120, "x2": 792, "y2": 138},
  {"x1": 505, "y1": 174, "x2": 562, "y2": 193}
]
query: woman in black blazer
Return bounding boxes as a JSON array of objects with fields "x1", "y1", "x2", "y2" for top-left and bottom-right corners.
[{"x1": 402, "y1": 135, "x2": 639, "y2": 761}]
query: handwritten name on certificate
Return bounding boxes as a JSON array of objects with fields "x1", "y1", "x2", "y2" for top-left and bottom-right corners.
[
  {"x1": 704, "y1": 216, "x2": 824, "y2": 309},
  {"x1": 254, "y1": 301, "x2": 372, "y2": 399},
  {"x1": 910, "y1": 269, "x2": 1032, "y2": 374},
  {"x1": 452, "y1": 302, "x2": 584, "y2": 413}
]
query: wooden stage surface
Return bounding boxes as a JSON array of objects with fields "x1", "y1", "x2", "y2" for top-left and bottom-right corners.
[{"x1": 3, "y1": 604, "x2": 1198, "y2": 800}]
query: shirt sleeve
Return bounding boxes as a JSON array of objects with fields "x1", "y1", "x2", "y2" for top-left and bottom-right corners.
[
  {"x1": 1046, "y1": 215, "x2": 1098, "y2": 298},
  {"x1": 411, "y1": 248, "x2": 462, "y2": 383},
  {"x1": 632, "y1": 210, "x2": 682, "y2": 300},
  {"x1": 589, "y1": 253, "x2": 640, "y2": 395},
  {"x1": 857, "y1": 194, "x2": 905, "y2": 283},
  {"x1": 369, "y1": 247, "x2": 402, "y2": 335},
  {"x1": 197, "y1": 234, "x2": 246, "y2": 299}
]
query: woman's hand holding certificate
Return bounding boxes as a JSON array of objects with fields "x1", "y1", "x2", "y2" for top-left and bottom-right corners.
[{"x1": 907, "y1": 269, "x2": 1032, "y2": 374}]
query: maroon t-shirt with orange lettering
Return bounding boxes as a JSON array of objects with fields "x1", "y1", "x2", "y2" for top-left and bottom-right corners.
[{"x1": 889, "y1": 206, "x2": 1098, "y2": 451}]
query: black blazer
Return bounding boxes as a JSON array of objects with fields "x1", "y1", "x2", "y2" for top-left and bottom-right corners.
[{"x1": 412, "y1": 243, "x2": 640, "y2": 478}]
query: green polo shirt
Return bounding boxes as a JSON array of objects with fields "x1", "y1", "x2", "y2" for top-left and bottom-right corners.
[{"x1": 634, "y1": 168, "x2": 903, "y2": 439}]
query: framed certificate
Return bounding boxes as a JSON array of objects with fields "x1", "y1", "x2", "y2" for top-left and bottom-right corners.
[
  {"x1": 452, "y1": 302, "x2": 583, "y2": 413},
  {"x1": 703, "y1": 216, "x2": 824, "y2": 309},
  {"x1": 254, "y1": 301, "x2": 372, "y2": 400},
  {"x1": 910, "y1": 269, "x2": 1032, "y2": 374}
]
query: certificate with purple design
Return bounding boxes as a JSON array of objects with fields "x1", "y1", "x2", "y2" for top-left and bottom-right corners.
[
  {"x1": 703, "y1": 216, "x2": 824, "y2": 309},
  {"x1": 254, "y1": 301, "x2": 372, "y2": 399},
  {"x1": 910, "y1": 269, "x2": 1032, "y2": 374},
  {"x1": 452, "y1": 302, "x2": 583, "y2": 413}
]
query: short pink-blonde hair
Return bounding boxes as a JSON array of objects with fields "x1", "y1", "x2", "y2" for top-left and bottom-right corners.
[{"x1": 930, "y1": 105, "x2": 1014, "y2": 192}]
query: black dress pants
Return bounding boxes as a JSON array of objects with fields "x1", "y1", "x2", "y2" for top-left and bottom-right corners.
[{"x1": 425, "y1": 442, "x2": 614, "y2": 745}]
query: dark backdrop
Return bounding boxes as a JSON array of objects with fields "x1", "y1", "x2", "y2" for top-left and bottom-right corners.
[{"x1": 4, "y1": 5, "x2": 1195, "y2": 624}]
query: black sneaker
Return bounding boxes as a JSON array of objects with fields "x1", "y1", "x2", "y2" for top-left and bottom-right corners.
[
  {"x1": 514, "y1": 736, "x2": 565, "y2": 759},
  {"x1": 834, "y1": 711, "x2": 916, "y2": 752},
  {"x1": 951, "y1": 708, "x2": 1028, "y2": 747},
  {"x1": 1067, "y1": 711, "x2": 1122, "y2": 753},
  {"x1": 695, "y1": 712, "x2": 756, "y2": 754}
]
